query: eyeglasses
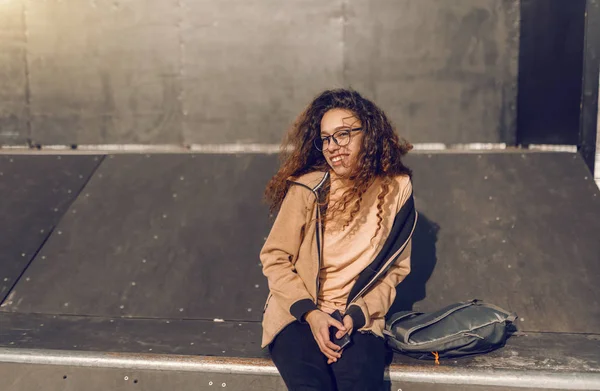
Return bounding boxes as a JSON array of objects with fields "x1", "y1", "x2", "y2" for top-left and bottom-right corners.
[{"x1": 314, "y1": 127, "x2": 362, "y2": 151}]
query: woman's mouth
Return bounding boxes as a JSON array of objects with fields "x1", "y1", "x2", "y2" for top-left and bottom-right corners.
[{"x1": 330, "y1": 155, "x2": 346, "y2": 166}]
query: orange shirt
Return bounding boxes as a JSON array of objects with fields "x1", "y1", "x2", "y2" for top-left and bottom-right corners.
[{"x1": 318, "y1": 175, "x2": 391, "y2": 313}]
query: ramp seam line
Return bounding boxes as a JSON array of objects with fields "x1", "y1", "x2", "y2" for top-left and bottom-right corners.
[
  {"x1": 0, "y1": 311, "x2": 263, "y2": 323},
  {"x1": 0, "y1": 156, "x2": 106, "y2": 307}
]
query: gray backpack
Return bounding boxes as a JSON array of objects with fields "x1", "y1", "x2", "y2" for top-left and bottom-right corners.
[{"x1": 384, "y1": 299, "x2": 517, "y2": 362}]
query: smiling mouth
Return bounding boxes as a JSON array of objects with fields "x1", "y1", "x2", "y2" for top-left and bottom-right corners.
[{"x1": 330, "y1": 155, "x2": 347, "y2": 165}]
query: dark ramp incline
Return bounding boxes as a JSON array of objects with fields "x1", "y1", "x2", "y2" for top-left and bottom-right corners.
[
  {"x1": 1, "y1": 152, "x2": 599, "y2": 337},
  {"x1": 1, "y1": 154, "x2": 275, "y2": 322},
  {"x1": 0, "y1": 155, "x2": 102, "y2": 303},
  {"x1": 395, "y1": 151, "x2": 600, "y2": 334}
]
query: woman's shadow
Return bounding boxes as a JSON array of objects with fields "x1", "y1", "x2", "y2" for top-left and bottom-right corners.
[
  {"x1": 382, "y1": 212, "x2": 439, "y2": 390},
  {"x1": 388, "y1": 212, "x2": 439, "y2": 314}
]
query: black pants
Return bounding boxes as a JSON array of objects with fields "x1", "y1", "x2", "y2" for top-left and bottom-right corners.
[{"x1": 269, "y1": 321, "x2": 387, "y2": 391}]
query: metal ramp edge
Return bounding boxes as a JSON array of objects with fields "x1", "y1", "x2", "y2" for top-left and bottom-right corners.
[{"x1": 0, "y1": 348, "x2": 599, "y2": 390}]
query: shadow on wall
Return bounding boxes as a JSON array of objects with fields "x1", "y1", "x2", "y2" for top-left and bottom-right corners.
[
  {"x1": 387, "y1": 212, "x2": 439, "y2": 315},
  {"x1": 382, "y1": 213, "x2": 439, "y2": 387}
]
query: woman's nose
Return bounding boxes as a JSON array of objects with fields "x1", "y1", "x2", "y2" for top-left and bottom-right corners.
[{"x1": 326, "y1": 140, "x2": 340, "y2": 154}]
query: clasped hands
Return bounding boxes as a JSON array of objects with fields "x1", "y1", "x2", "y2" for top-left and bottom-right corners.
[{"x1": 305, "y1": 309, "x2": 354, "y2": 364}]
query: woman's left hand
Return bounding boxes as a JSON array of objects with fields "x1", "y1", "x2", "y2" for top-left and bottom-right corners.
[
  {"x1": 328, "y1": 315, "x2": 354, "y2": 364},
  {"x1": 336, "y1": 315, "x2": 354, "y2": 339}
]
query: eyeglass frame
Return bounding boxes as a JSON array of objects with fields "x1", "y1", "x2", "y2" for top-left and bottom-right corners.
[{"x1": 314, "y1": 127, "x2": 363, "y2": 151}]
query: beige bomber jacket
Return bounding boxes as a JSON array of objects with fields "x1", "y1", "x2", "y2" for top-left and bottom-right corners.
[{"x1": 260, "y1": 171, "x2": 416, "y2": 348}]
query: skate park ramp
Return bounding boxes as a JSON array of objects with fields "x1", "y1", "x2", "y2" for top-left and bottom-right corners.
[
  {"x1": 0, "y1": 155, "x2": 103, "y2": 303},
  {"x1": 0, "y1": 151, "x2": 599, "y2": 391}
]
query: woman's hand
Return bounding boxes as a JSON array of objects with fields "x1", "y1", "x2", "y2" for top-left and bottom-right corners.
[
  {"x1": 305, "y1": 310, "x2": 346, "y2": 363},
  {"x1": 335, "y1": 315, "x2": 354, "y2": 339},
  {"x1": 327, "y1": 315, "x2": 354, "y2": 364}
]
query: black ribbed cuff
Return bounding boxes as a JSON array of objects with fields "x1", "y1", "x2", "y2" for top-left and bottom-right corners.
[
  {"x1": 346, "y1": 305, "x2": 366, "y2": 330},
  {"x1": 290, "y1": 299, "x2": 318, "y2": 323}
]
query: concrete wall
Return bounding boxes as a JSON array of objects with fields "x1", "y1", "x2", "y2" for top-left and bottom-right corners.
[
  {"x1": 0, "y1": 1, "x2": 29, "y2": 144},
  {"x1": 596, "y1": 71, "x2": 600, "y2": 187},
  {"x1": 0, "y1": 0, "x2": 519, "y2": 146}
]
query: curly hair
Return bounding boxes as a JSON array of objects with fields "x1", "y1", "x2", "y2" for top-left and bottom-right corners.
[{"x1": 265, "y1": 89, "x2": 412, "y2": 238}]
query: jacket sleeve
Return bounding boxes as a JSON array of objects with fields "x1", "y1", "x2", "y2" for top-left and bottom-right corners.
[
  {"x1": 346, "y1": 178, "x2": 414, "y2": 330},
  {"x1": 260, "y1": 184, "x2": 318, "y2": 322}
]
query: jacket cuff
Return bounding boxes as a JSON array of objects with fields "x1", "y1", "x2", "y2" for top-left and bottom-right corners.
[
  {"x1": 290, "y1": 299, "x2": 318, "y2": 322},
  {"x1": 346, "y1": 305, "x2": 366, "y2": 330}
]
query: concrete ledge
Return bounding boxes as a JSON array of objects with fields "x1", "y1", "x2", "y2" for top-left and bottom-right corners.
[{"x1": 1, "y1": 348, "x2": 599, "y2": 390}]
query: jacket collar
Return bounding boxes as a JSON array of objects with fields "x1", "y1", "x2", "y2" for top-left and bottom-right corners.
[{"x1": 287, "y1": 171, "x2": 329, "y2": 193}]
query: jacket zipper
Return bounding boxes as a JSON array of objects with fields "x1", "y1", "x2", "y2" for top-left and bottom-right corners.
[
  {"x1": 311, "y1": 173, "x2": 329, "y2": 305},
  {"x1": 314, "y1": 201, "x2": 322, "y2": 304},
  {"x1": 289, "y1": 174, "x2": 328, "y2": 306}
]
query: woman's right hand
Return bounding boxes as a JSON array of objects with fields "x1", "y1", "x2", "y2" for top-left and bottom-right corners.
[{"x1": 305, "y1": 310, "x2": 346, "y2": 362}]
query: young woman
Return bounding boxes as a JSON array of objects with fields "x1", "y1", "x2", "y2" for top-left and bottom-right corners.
[{"x1": 260, "y1": 89, "x2": 417, "y2": 390}]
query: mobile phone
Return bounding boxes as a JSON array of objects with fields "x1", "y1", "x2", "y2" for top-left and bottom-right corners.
[{"x1": 329, "y1": 310, "x2": 352, "y2": 350}]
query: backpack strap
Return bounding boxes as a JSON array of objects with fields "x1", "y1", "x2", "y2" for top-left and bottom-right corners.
[
  {"x1": 388, "y1": 311, "x2": 423, "y2": 324},
  {"x1": 470, "y1": 299, "x2": 518, "y2": 323},
  {"x1": 386, "y1": 311, "x2": 423, "y2": 344}
]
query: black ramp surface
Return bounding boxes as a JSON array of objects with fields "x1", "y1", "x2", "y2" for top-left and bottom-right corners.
[
  {"x1": 0, "y1": 155, "x2": 102, "y2": 303},
  {"x1": 1, "y1": 154, "x2": 277, "y2": 321},
  {"x1": 3, "y1": 152, "x2": 600, "y2": 334},
  {"x1": 0, "y1": 312, "x2": 266, "y2": 357},
  {"x1": 395, "y1": 152, "x2": 600, "y2": 333}
]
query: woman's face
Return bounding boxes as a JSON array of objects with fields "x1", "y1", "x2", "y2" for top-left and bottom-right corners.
[{"x1": 319, "y1": 108, "x2": 364, "y2": 178}]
